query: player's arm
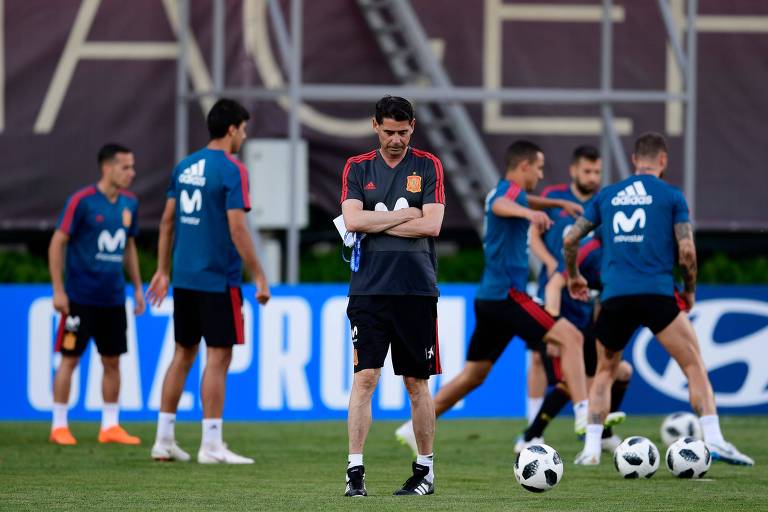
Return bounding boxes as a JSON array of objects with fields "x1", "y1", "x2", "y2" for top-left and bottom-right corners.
[
  {"x1": 341, "y1": 199, "x2": 422, "y2": 234},
  {"x1": 48, "y1": 229, "x2": 70, "y2": 316},
  {"x1": 529, "y1": 223, "x2": 558, "y2": 277},
  {"x1": 675, "y1": 222, "x2": 697, "y2": 310},
  {"x1": 384, "y1": 203, "x2": 445, "y2": 238},
  {"x1": 527, "y1": 195, "x2": 584, "y2": 218},
  {"x1": 491, "y1": 196, "x2": 553, "y2": 232},
  {"x1": 146, "y1": 198, "x2": 175, "y2": 307},
  {"x1": 544, "y1": 271, "x2": 566, "y2": 316},
  {"x1": 563, "y1": 217, "x2": 596, "y2": 301},
  {"x1": 227, "y1": 209, "x2": 270, "y2": 305},
  {"x1": 123, "y1": 237, "x2": 146, "y2": 315}
]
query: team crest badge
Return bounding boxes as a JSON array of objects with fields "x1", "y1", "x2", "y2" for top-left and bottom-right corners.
[
  {"x1": 122, "y1": 208, "x2": 132, "y2": 228},
  {"x1": 406, "y1": 174, "x2": 422, "y2": 193}
]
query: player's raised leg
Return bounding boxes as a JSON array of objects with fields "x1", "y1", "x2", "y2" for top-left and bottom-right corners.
[
  {"x1": 542, "y1": 318, "x2": 588, "y2": 434},
  {"x1": 655, "y1": 313, "x2": 753, "y2": 466},
  {"x1": 526, "y1": 351, "x2": 547, "y2": 425}
]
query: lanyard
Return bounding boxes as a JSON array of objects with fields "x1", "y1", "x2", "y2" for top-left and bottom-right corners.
[{"x1": 342, "y1": 232, "x2": 363, "y2": 272}]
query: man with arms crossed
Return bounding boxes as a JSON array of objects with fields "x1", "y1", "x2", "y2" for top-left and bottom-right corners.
[
  {"x1": 147, "y1": 98, "x2": 270, "y2": 464},
  {"x1": 49, "y1": 143, "x2": 144, "y2": 446},
  {"x1": 566, "y1": 132, "x2": 752, "y2": 466},
  {"x1": 341, "y1": 96, "x2": 445, "y2": 496}
]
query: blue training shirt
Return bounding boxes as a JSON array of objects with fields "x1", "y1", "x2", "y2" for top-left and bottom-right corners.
[
  {"x1": 476, "y1": 179, "x2": 530, "y2": 300},
  {"x1": 167, "y1": 147, "x2": 251, "y2": 293},
  {"x1": 56, "y1": 185, "x2": 139, "y2": 306},
  {"x1": 583, "y1": 174, "x2": 689, "y2": 300}
]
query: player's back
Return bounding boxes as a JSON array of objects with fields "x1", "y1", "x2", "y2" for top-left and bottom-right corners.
[
  {"x1": 588, "y1": 174, "x2": 689, "y2": 300},
  {"x1": 168, "y1": 147, "x2": 251, "y2": 293}
]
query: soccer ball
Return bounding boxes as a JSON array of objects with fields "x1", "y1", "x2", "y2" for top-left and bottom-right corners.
[
  {"x1": 514, "y1": 444, "x2": 564, "y2": 492},
  {"x1": 661, "y1": 412, "x2": 702, "y2": 446},
  {"x1": 613, "y1": 436, "x2": 660, "y2": 479},
  {"x1": 666, "y1": 437, "x2": 711, "y2": 478}
]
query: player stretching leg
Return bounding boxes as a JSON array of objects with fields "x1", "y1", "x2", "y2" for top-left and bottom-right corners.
[
  {"x1": 396, "y1": 141, "x2": 589, "y2": 454},
  {"x1": 147, "y1": 99, "x2": 271, "y2": 464},
  {"x1": 567, "y1": 132, "x2": 752, "y2": 466},
  {"x1": 49, "y1": 144, "x2": 144, "y2": 446}
]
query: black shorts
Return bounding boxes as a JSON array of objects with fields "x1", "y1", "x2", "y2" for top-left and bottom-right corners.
[
  {"x1": 347, "y1": 295, "x2": 440, "y2": 379},
  {"x1": 55, "y1": 303, "x2": 127, "y2": 357},
  {"x1": 173, "y1": 287, "x2": 244, "y2": 347},
  {"x1": 595, "y1": 294, "x2": 683, "y2": 352},
  {"x1": 466, "y1": 290, "x2": 556, "y2": 363}
]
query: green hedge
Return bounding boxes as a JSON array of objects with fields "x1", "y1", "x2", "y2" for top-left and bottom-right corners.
[{"x1": 1, "y1": 248, "x2": 766, "y2": 285}]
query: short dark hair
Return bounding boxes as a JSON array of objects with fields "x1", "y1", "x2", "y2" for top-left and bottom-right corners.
[
  {"x1": 207, "y1": 98, "x2": 251, "y2": 139},
  {"x1": 98, "y1": 143, "x2": 131, "y2": 166},
  {"x1": 374, "y1": 96, "x2": 414, "y2": 124},
  {"x1": 571, "y1": 144, "x2": 600, "y2": 164},
  {"x1": 505, "y1": 140, "x2": 542, "y2": 170},
  {"x1": 634, "y1": 132, "x2": 668, "y2": 159}
]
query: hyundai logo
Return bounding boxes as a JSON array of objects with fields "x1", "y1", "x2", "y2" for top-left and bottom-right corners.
[{"x1": 632, "y1": 298, "x2": 768, "y2": 407}]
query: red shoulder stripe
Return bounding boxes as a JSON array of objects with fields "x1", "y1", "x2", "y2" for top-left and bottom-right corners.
[
  {"x1": 412, "y1": 148, "x2": 445, "y2": 203},
  {"x1": 224, "y1": 154, "x2": 251, "y2": 210},
  {"x1": 505, "y1": 181, "x2": 522, "y2": 202},
  {"x1": 576, "y1": 238, "x2": 602, "y2": 268},
  {"x1": 60, "y1": 185, "x2": 97, "y2": 234},
  {"x1": 118, "y1": 190, "x2": 137, "y2": 200},
  {"x1": 540, "y1": 183, "x2": 569, "y2": 198},
  {"x1": 340, "y1": 150, "x2": 377, "y2": 203}
]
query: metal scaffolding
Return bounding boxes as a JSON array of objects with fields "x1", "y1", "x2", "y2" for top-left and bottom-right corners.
[{"x1": 175, "y1": 0, "x2": 699, "y2": 284}]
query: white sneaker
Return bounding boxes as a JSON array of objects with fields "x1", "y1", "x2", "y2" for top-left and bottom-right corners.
[
  {"x1": 514, "y1": 435, "x2": 544, "y2": 454},
  {"x1": 151, "y1": 440, "x2": 191, "y2": 462},
  {"x1": 574, "y1": 450, "x2": 600, "y2": 465},
  {"x1": 601, "y1": 435, "x2": 622, "y2": 453},
  {"x1": 395, "y1": 422, "x2": 418, "y2": 457},
  {"x1": 707, "y1": 440, "x2": 754, "y2": 466},
  {"x1": 197, "y1": 443, "x2": 254, "y2": 464},
  {"x1": 604, "y1": 411, "x2": 626, "y2": 428}
]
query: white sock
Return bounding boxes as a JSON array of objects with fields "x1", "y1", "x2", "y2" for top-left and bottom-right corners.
[
  {"x1": 101, "y1": 402, "x2": 119, "y2": 430},
  {"x1": 700, "y1": 414, "x2": 725, "y2": 445},
  {"x1": 52, "y1": 402, "x2": 68, "y2": 429},
  {"x1": 202, "y1": 418, "x2": 223, "y2": 448},
  {"x1": 156, "y1": 412, "x2": 176, "y2": 443},
  {"x1": 585, "y1": 424, "x2": 603, "y2": 454},
  {"x1": 526, "y1": 397, "x2": 544, "y2": 425},
  {"x1": 417, "y1": 453, "x2": 435, "y2": 483},
  {"x1": 574, "y1": 400, "x2": 589, "y2": 415},
  {"x1": 348, "y1": 453, "x2": 363, "y2": 469}
]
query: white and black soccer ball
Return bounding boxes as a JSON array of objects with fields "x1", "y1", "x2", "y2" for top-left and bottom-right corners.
[
  {"x1": 514, "y1": 443, "x2": 564, "y2": 492},
  {"x1": 666, "y1": 437, "x2": 711, "y2": 478},
  {"x1": 613, "y1": 436, "x2": 660, "y2": 479},
  {"x1": 661, "y1": 412, "x2": 702, "y2": 446}
]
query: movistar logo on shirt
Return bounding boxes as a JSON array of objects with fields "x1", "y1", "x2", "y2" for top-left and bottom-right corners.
[
  {"x1": 178, "y1": 159, "x2": 206, "y2": 187},
  {"x1": 180, "y1": 189, "x2": 203, "y2": 225},
  {"x1": 611, "y1": 181, "x2": 653, "y2": 206},
  {"x1": 96, "y1": 228, "x2": 126, "y2": 262}
]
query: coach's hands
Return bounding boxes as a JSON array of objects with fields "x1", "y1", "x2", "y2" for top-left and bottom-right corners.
[
  {"x1": 255, "y1": 275, "x2": 271, "y2": 305},
  {"x1": 53, "y1": 290, "x2": 70, "y2": 316},
  {"x1": 528, "y1": 210, "x2": 553, "y2": 232},
  {"x1": 146, "y1": 271, "x2": 169, "y2": 307},
  {"x1": 134, "y1": 288, "x2": 146, "y2": 316},
  {"x1": 567, "y1": 274, "x2": 589, "y2": 302}
]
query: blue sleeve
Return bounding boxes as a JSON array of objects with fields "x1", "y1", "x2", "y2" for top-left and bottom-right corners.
[
  {"x1": 129, "y1": 201, "x2": 139, "y2": 237},
  {"x1": 56, "y1": 194, "x2": 84, "y2": 237},
  {"x1": 224, "y1": 163, "x2": 251, "y2": 211},
  {"x1": 583, "y1": 191, "x2": 602, "y2": 226},
  {"x1": 672, "y1": 189, "x2": 690, "y2": 224},
  {"x1": 166, "y1": 167, "x2": 177, "y2": 199}
]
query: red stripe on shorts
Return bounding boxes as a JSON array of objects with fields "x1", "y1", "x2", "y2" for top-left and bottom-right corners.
[
  {"x1": 434, "y1": 316, "x2": 442, "y2": 374},
  {"x1": 54, "y1": 313, "x2": 66, "y2": 352},
  {"x1": 509, "y1": 289, "x2": 556, "y2": 330},
  {"x1": 229, "y1": 287, "x2": 245, "y2": 345}
]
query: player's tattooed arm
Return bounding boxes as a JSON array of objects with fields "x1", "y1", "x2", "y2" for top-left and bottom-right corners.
[
  {"x1": 563, "y1": 217, "x2": 595, "y2": 277},
  {"x1": 675, "y1": 222, "x2": 697, "y2": 293}
]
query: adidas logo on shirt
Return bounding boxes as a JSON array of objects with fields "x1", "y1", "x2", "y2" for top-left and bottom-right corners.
[
  {"x1": 611, "y1": 180, "x2": 653, "y2": 206},
  {"x1": 178, "y1": 159, "x2": 206, "y2": 187}
]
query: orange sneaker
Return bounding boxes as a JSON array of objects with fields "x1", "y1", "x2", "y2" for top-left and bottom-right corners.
[
  {"x1": 50, "y1": 427, "x2": 77, "y2": 445},
  {"x1": 98, "y1": 425, "x2": 141, "y2": 445}
]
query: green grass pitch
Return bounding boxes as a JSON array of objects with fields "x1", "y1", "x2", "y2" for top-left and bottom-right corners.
[{"x1": 1, "y1": 416, "x2": 766, "y2": 511}]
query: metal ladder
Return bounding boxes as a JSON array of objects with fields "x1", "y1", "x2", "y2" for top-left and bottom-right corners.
[{"x1": 356, "y1": 0, "x2": 500, "y2": 235}]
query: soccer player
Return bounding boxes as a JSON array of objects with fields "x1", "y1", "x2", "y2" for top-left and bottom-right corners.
[
  {"x1": 146, "y1": 98, "x2": 271, "y2": 464},
  {"x1": 48, "y1": 143, "x2": 144, "y2": 446},
  {"x1": 340, "y1": 96, "x2": 445, "y2": 496},
  {"x1": 395, "y1": 140, "x2": 590, "y2": 456},
  {"x1": 566, "y1": 132, "x2": 753, "y2": 466}
]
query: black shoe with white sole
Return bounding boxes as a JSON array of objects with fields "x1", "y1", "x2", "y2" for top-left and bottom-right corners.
[
  {"x1": 394, "y1": 462, "x2": 434, "y2": 496},
  {"x1": 344, "y1": 465, "x2": 367, "y2": 497}
]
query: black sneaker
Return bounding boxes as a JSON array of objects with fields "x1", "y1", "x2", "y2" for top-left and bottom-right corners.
[
  {"x1": 344, "y1": 465, "x2": 367, "y2": 497},
  {"x1": 394, "y1": 462, "x2": 434, "y2": 495}
]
